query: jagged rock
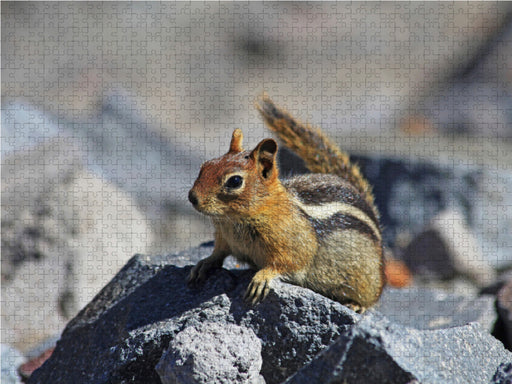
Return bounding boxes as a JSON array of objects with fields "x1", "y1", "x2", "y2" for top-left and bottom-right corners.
[
  {"x1": 285, "y1": 313, "x2": 512, "y2": 384},
  {"x1": 29, "y1": 244, "x2": 512, "y2": 384},
  {"x1": 378, "y1": 286, "x2": 497, "y2": 332},
  {"x1": 29, "y1": 245, "x2": 358, "y2": 384},
  {"x1": 156, "y1": 322, "x2": 265, "y2": 384}
]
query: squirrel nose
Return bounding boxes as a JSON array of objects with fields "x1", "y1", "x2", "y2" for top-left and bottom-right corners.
[{"x1": 188, "y1": 190, "x2": 199, "y2": 206}]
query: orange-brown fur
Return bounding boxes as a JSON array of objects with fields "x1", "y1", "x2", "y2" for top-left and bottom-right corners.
[{"x1": 188, "y1": 96, "x2": 384, "y2": 311}]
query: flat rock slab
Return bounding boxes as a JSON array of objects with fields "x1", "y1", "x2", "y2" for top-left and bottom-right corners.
[{"x1": 29, "y1": 245, "x2": 511, "y2": 384}]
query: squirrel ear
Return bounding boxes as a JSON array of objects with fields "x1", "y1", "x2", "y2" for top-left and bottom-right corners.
[
  {"x1": 229, "y1": 129, "x2": 244, "y2": 153},
  {"x1": 251, "y1": 138, "x2": 278, "y2": 180}
]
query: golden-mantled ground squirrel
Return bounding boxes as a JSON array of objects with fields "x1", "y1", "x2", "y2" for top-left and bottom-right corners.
[{"x1": 188, "y1": 96, "x2": 385, "y2": 312}]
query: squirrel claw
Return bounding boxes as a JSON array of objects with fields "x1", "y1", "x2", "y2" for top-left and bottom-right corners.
[
  {"x1": 244, "y1": 280, "x2": 269, "y2": 305},
  {"x1": 187, "y1": 266, "x2": 201, "y2": 287},
  {"x1": 244, "y1": 270, "x2": 276, "y2": 305}
]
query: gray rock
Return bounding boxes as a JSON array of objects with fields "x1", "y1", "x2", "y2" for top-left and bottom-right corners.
[
  {"x1": 156, "y1": 322, "x2": 265, "y2": 384},
  {"x1": 29, "y1": 245, "x2": 358, "y2": 384},
  {"x1": 378, "y1": 286, "x2": 497, "y2": 332},
  {"x1": 1, "y1": 99, "x2": 208, "y2": 255},
  {"x1": 355, "y1": 155, "x2": 512, "y2": 271},
  {"x1": 285, "y1": 312, "x2": 512, "y2": 384},
  {"x1": 401, "y1": 209, "x2": 496, "y2": 286},
  {"x1": 1, "y1": 138, "x2": 153, "y2": 350},
  {"x1": 1, "y1": 101, "x2": 62, "y2": 157},
  {"x1": 1, "y1": 253, "x2": 69, "y2": 350},
  {"x1": 1, "y1": 344, "x2": 26, "y2": 384},
  {"x1": 28, "y1": 244, "x2": 512, "y2": 384}
]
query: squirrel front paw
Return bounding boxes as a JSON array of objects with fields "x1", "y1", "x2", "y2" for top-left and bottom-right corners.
[
  {"x1": 188, "y1": 256, "x2": 224, "y2": 286},
  {"x1": 244, "y1": 269, "x2": 279, "y2": 305}
]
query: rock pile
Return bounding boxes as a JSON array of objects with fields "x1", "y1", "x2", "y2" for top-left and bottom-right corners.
[{"x1": 28, "y1": 245, "x2": 511, "y2": 384}]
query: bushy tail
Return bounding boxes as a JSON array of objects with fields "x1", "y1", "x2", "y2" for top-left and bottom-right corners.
[{"x1": 255, "y1": 95, "x2": 374, "y2": 205}]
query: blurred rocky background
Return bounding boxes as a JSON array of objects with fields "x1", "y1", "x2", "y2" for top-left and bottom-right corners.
[{"x1": 2, "y1": 2, "x2": 512, "y2": 383}]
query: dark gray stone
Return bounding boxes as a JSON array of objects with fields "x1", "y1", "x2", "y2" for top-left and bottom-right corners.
[
  {"x1": 401, "y1": 228, "x2": 457, "y2": 279},
  {"x1": 28, "y1": 244, "x2": 512, "y2": 384},
  {"x1": 29, "y1": 245, "x2": 358, "y2": 384},
  {"x1": 355, "y1": 155, "x2": 512, "y2": 272},
  {"x1": 378, "y1": 286, "x2": 497, "y2": 332},
  {"x1": 285, "y1": 312, "x2": 512, "y2": 384},
  {"x1": 156, "y1": 322, "x2": 265, "y2": 384}
]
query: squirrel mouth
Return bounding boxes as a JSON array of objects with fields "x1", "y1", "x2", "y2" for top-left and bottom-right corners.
[{"x1": 191, "y1": 204, "x2": 220, "y2": 217}]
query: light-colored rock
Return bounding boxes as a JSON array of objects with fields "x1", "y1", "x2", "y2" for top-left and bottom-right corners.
[
  {"x1": 1, "y1": 138, "x2": 153, "y2": 350},
  {"x1": 1, "y1": 253, "x2": 68, "y2": 350},
  {"x1": 401, "y1": 209, "x2": 497, "y2": 286},
  {"x1": 156, "y1": 322, "x2": 265, "y2": 384},
  {"x1": 429, "y1": 209, "x2": 496, "y2": 286},
  {"x1": 56, "y1": 169, "x2": 153, "y2": 310},
  {"x1": 378, "y1": 286, "x2": 496, "y2": 332},
  {"x1": 1, "y1": 344, "x2": 26, "y2": 384}
]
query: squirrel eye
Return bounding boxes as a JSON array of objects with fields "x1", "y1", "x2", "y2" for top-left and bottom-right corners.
[{"x1": 225, "y1": 175, "x2": 243, "y2": 189}]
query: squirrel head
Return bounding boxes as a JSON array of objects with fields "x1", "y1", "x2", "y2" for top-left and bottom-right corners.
[{"x1": 188, "y1": 129, "x2": 280, "y2": 217}]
